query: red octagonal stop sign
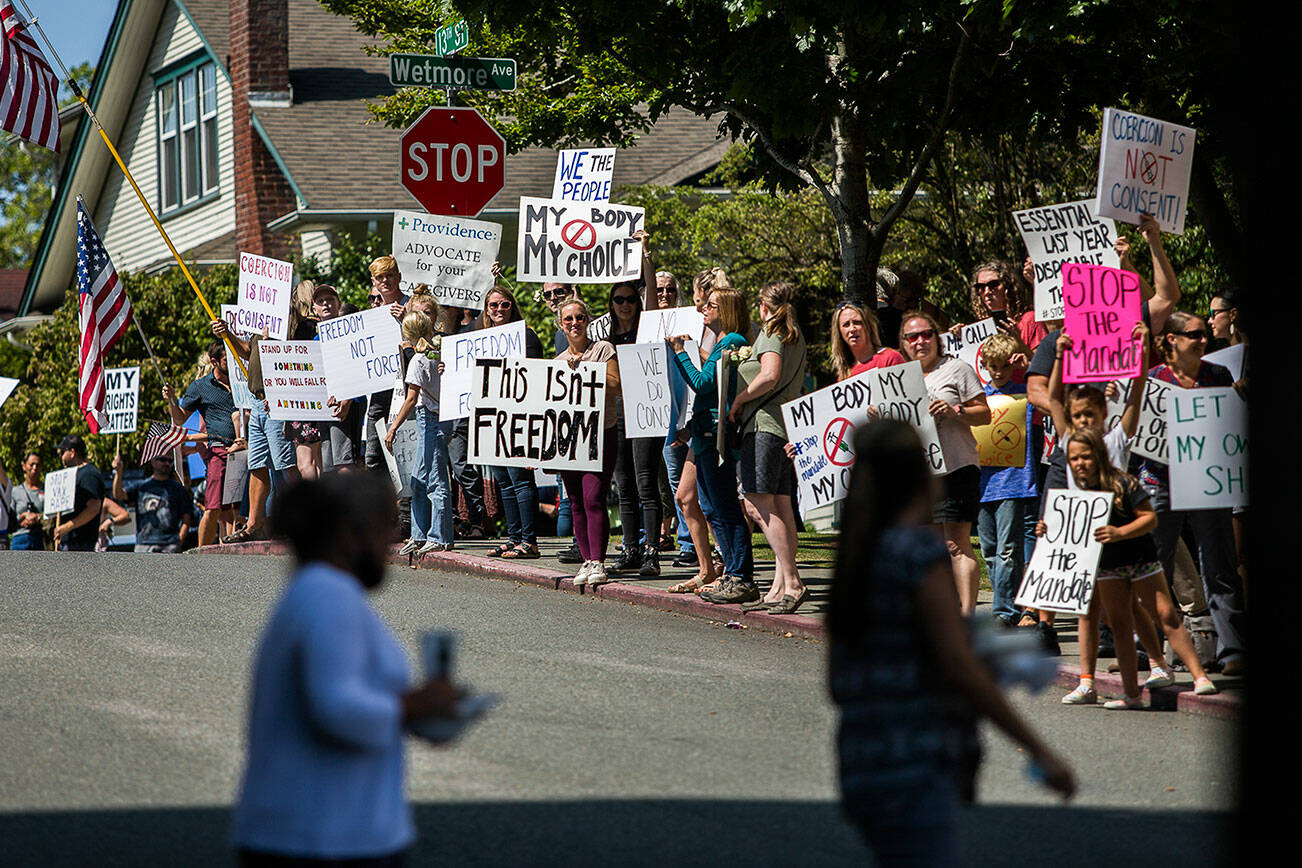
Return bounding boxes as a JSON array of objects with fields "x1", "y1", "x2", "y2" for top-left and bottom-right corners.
[{"x1": 400, "y1": 107, "x2": 505, "y2": 217}]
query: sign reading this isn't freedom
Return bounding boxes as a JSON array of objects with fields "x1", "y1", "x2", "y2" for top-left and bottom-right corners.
[
  {"x1": 1014, "y1": 200, "x2": 1121, "y2": 321},
  {"x1": 1166, "y1": 386, "x2": 1247, "y2": 510},
  {"x1": 1061, "y1": 262, "x2": 1143, "y2": 382},
  {"x1": 99, "y1": 366, "x2": 140, "y2": 435},
  {"x1": 260, "y1": 340, "x2": 334, "y2": 421},
  {"x1": 1015, "y1": 489, "x2": 1111, "y2": 615},
  {"x1": 234, "y1": 252, "x2": 293, "y2": 341},
  {"x1": 552, "y1": 148, "x2": 615, "y2": 202},
  {"x1": 468, "y1": 357, "x2": 608, "y2": 471},
  {"x1": 391, "y1": 209, "x2": 501, "y2": 308},
  {"x1": 1095, "y1": 107, "x2": 1196, "y2": 235},
  {"x1": 516, "y1": 197, "x2": 645, "y2": 283},
  {"x1": 316, "y1": 308, "x2": 404, "y2": 400}
]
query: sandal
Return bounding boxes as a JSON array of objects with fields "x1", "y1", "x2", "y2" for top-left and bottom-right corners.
[
  {"x1": 667, "y1": 577, "x2": 704, "y2": 594},
  {"x1": 486, "y1": 543, "x2": 513, "y2": 557},
  {"x1": 502, "y1": 543, "x2": 540, "y2": 559}
]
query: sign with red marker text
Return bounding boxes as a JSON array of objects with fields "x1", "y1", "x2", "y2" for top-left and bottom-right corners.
[
  {"x1": 1166, "y1": 386, "x2": 1247, "y2": 510},
  {"x1": 1061, "y1": 263, "x2": 1143, "y2": 383},
  {"x1": 260, "y1": 340, "x2": 334, "y2": 421},
  {"x1": 1015, "y1": 489, "x2": 1111, "y2": 615},
  {"x1": 973, "y1": 395, "x2": 1028, "y2": 467},
  {"x1": 552, "y1": 148, "x2": 615, "y2": 202},
  {"x1": 1014, "y1": 200, "x2": 1120, "y2": 321},
  {"x1": 516, "y1": 197, "x2": 645, "y2": 283},
  {"x1": 234, "y1": 252, "x2": 293, "y2": 341},
  {"x1": 1094, "y1": 108, "x2": 1196, "y2": 235},
  {"x1": 941, "y1": 318, "x2": 995, "y2": 385}
]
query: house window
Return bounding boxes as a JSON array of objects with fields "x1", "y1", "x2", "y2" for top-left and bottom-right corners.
[{"x1": 157, "y1": 60, "x2": 218, "y2": 213}]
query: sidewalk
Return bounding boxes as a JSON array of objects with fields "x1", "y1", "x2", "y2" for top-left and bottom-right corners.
[{"x1": 198, "y1": 535, "x2": 1241, "y2": 719}]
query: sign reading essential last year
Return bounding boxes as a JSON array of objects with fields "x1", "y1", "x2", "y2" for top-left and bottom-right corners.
[{"x1": 400, "y1": 107, "x2": 506, "y2": 217}]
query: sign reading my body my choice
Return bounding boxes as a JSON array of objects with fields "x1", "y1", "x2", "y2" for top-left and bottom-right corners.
[
  {"x1": 1061, "y1": 262, "x2": 1143, "y2": 383},
  {"x1": 316, "y1": 308, "x2": 404, "y2": 401},
  {"x1": 1014, "y1": 200, "x2": 1121, "y2": 321},
  {"x1": 391, "y1": 209, "x2": 501, "y2": 309},
  {"x1": 552, "y1": 148, "x2": 615, "y2": 202},
  {"x1": 1095, "y1": 107, "x2": 1196, "y2": 235},
  {"x1": 516, "y1": 197, "x2": 644, "y2": 283},
  {"x1": 234, "y1": 252, "x2": 293, "y2": 341}
]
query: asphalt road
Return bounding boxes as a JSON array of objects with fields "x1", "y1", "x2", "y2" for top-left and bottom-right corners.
[{"x1": 0, "y1": 551, "x2": 1237, "y2": 866}]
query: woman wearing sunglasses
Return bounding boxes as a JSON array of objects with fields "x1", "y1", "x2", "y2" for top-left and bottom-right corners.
[
  {"x1": 898, "y1": 312, "x2": 991, "y2": 614},
  {"x1": 960, "y1": 260, "x2": 1045, "y2": 353}
]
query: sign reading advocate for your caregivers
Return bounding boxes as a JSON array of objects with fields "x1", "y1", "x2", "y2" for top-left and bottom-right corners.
[
  {"x1": 516, "y1": 197, "x2": 645, "y2": 283},
  {"x1": 1014, "y1": 200, "x2": 1120, "y2": 321},
  {"x1": 99, "y1": 366, "x2": 140, "y2": 435},
  {"x1": 1166, "y1": 386, "x2": 1247, "y2": 510},
  {"x1": 553, "y1": 148, "x2": 615, "y2": 202},
  {"x1": 233, "y1": 252, "x2": 293, "y2": 341},
  {"x1": 1095, "y1": 107, "x2": 1196, "y2": 235},
  {"x1": 1014, "y1": 489, "x2": 1111, "y2": 616},
  {"x1": 468, "y1": 357, "x2": 608, "y2": 471},
  {"x1": 316, "y1": 308, "x2": 404, "y2": 400},
  {"x1": 439, "y1": 321, "x2": 526, "y2": 420},
  {"x1": 260, "y1": 341, "x2": 334, "y2": 421},
  {"x1": 780, "y1": 361, "x2": 945, "y2": 509},
  {"x1": 1061, "y1": 262, "x2": 1143, "y2": 383},
  {"x1": 391, "y1": 209, "x2": 501, "y2": 308}
]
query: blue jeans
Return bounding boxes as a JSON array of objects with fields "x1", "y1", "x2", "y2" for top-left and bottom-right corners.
[
  {"x1": 492, "y1": 464, "x2": 539, "y2": 546},
  {"x1": 411, "y1": 409, "x2": 453, "y2": 545},
  {"x1": 663, "y1": 438, "x2": 693, "y2": 553},
  {"x1": 977, "y1": 497, "x2": 1036, "y2": 621},
  {"x1": 694, "y1": 445, "x2": 752, "y2": 581},
  {"x1": 554, "y1": 473, "x2": 573, "y2": 538}
]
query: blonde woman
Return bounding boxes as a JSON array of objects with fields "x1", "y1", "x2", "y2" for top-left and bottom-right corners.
[{"x1": 830, "y1": 300, "x2": 905, "y2": 380}]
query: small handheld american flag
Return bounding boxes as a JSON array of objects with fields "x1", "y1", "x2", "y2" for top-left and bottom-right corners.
[
  {"x1": 0, "y1": 1, "x2": 60, "y2": 151},
  {"x1": 139, "y1": 421, "x2": 188, "y2": 465},
  {"x1": 77, "y1": 197, "x2": 132, "y2": 433}
]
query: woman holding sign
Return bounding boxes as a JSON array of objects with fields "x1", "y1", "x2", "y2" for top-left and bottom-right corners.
[
  {"x1": 829, "y1": 300, "x2": 905, "y2": 380},
  {"x1": 961, "y1": 260, "x2": 1045, "y2": 352}
]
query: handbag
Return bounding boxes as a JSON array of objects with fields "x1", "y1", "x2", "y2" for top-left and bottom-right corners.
[{"x1": 723, "y1": 340, "x2": 807, "y2": 454}]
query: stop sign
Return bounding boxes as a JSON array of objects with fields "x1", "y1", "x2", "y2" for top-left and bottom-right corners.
[{"x1": 400, "y1": 107, "x2": 506, "y2": 217}]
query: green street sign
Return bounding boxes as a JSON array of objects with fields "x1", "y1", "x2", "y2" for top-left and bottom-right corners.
[
  {"x1": 389, "y1": 55, "x2": 518, "y2": 92},
  {"x1": 435, "y1": 20, "x2": 469, "y2": 56}
]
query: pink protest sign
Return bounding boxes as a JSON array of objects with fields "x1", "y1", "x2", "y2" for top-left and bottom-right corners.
[{"x1": 1061, "y1": 262, "x2": 1144, "y2": 383}]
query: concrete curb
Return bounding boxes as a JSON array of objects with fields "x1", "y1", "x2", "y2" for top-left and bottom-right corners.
[{"x1": 1050, "y1": 662, "x2": 1241, "y2": 720}]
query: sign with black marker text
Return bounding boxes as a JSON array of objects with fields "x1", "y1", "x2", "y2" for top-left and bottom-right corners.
[
  {"x1": 439, "y1": 321, "x2": 526, "y2": 420},
  {"x1": 1015, "y1": 200, "x2": 1120, "y2": 321},
  {"x1": 516, "y1": 197, "x2": 645, "y2": 283},
  {"x1": 99, "y1": 366, "x2": 140, "y2": 435},
  {"x1": 1015, "y1": 489, "x2": 1111, "y2": 615},
  {"x1": 391, "y1": 209, "x2": 501, "y2": 308},
  {"x1": 317, "y1": 308, "x2": 404, "y2": 400}
]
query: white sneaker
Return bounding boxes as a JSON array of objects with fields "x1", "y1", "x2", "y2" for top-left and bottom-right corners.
[
  {"x1": 1061, "y1": 683, "x2": 1097, "y2": 705},
  {"x1": 1144, "y1": 667, "x2": 1175, "y2": 689},
  {"x1": 587, "y1": 561, "x2": 608, "y2": 586},
  {"x1": 572, "y1": 561, "x2": 593, "y2": 586},
  {"x1": 397, "y1": 539, "x2": 420, "y2": 556},
  {"x1": 1103, "y1": 696, "x2": 1145, "y2": 710},
  {"x1": 1194, "y1": 677, "x2": 1219, "y2": 696},
  {"x1": 417, "y1": 540, "x2": 444, "y2": 555}
]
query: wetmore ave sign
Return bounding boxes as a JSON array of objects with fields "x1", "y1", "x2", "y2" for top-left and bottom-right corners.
[
  {"x1": 389, "y1": 55, "x2": 517, "y2": 91},
  {"x1": 400, "y1": 107, "x2": 506, "y2": 217}
]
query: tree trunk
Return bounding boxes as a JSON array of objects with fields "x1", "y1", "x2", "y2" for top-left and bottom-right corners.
[{"x1": 829, "y1": 112, "x2": 876, "y2": 301}]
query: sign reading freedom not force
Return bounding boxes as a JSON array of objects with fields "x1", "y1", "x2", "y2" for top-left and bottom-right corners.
[
  {"x1": 388, "y1": 54, "x2": 517, "y2": 91},
  {"x1": 468, "y1": 357, "x2": 608, "y2": 471},
  {"x1": 317, "y1": 308, "x2": 404, "y2": 400},
  {"x1": 1014, "y1": 200, "x2": 1120, "y2": 321},
  {"x1": 516, "y1": 197, "x2": 645, "y2": 283},
  {"x1": 391, "y1": 209, "x2": 500, "y2": 308}
]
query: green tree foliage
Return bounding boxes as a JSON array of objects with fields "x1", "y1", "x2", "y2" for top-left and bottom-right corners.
[{"x1": 295, "y1": 230, "x2": 389, "y2": 308}]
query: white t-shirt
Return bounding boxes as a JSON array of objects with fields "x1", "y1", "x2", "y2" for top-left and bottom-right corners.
[
  {"x1": 1060, "y1": 426, "x2": 1132, "y2": 490},
  {"x1": 924, "y1": 355, "x2": 985, "y2": 472},
  {"x1": 405, "y1": 353, "x2": 440, "y2": 413}
]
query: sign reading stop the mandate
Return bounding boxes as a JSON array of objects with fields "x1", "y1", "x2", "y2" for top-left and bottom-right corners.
[{"x1": 401, "y1": 107, "x2": 506, "y2": 217}]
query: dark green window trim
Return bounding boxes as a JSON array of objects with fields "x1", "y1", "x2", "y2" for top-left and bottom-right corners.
[{"x1": 151, "y1": 49, "x2": 209, "y2": 85}]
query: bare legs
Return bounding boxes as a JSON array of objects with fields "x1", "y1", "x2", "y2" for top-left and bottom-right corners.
[
  {"x1": 674, "y1": 454, "x2": 717, "y2": 586},
  {"x1": 744, "y1": 492, "x2": 803, "y2": 603},
  {"x1": 943, "y1": 521, "x2": 979, "y2": 615}
]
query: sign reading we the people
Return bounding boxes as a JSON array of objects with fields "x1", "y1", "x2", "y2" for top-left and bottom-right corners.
[
  {"x1": 552, "y1": 148, "x2": 615, "y2": 203},
  {"x1": 99, "y1": 366, "x2": 140, "y2": 435},
  {"x1": 516, "y1": 197, "x2": 645, "y2": 283},
  {"x1": 233, "y1": 252, "x2": 293, "y2": 341},
  {"x1": 468, "y1": 357, "x2": 607, "y2": 471},
  {"x1": 391, "y1": 209, "x2": 501, "y2": 309},
  {"x1": 1061, "y1": 263, "x2": 1144, "y2": 383},
  {"x1": 1094, "y1": 107, "x2": 1196, "y2": 235},
  {"x1": 260, "y1": 340, "x2": 334, "y2": 421},
  {"x1": 439, "y1": 321, "x2": 526, "y2": 420},
  {"x1": 316, "y1": 308, "x2": 404, "y2": 400},
  {"x1": 1166, "y1": 386, "x2": 1247, "y2": 510},
  {"x1": 1015, "y1": 489, "x2": 1111, "y2": 615},
  {"x1": 1014, "y1": 200, "x2": 1121, "y2": 321}
]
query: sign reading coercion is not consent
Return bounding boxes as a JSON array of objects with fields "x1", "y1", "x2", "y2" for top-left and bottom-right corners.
[
  {"x1": 317, "y1": 308, "x2": 404, "y2": 400},
  {"x1": 1166, "y1": 386, "x2": 1247, "y2": 510},
  {"x1": 99, "y1": 366, "x2": 140, "y2": 435},
  {"x1": 1015, "y1": 489, "x2": 1111, "y2": 616},
  {"x1": 516, "y1": 197, "x2": 645, "y2": 283},
  {"x1": 439, "y1": 321, "x2": 526, "y2": 420},
  {"x1": 468, "y1": 357, "x2": 608, "y2": 472},
  {"x1": 1094, "y1": 107, "x2": 1196, "y2": 235},
  {"x1": 780, "y1": 361, "x2": 946, "y2": 509},
  {"x1": 391, "y1": 209, "x2": 501, "y2": 308},
  {"x1": 1062, "y1": 262, "x2": 1144, "y2": 383},
  {"x1": 234, "y1": 252, "x2": 293, "y2": 341},
  {"x1": 1014, "y1": 199, "x2": 1120, "y2": 321},
  {"x1": 260, "y1": 340, "x2": 334, "y2": 421}
]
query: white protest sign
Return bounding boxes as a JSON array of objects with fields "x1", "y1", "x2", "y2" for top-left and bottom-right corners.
[
  {"x1": 517, "y1": 197, "x2": 645, "y2": 283},
  {"x1": 43, "y1": 466, "x2": 77, "y2": 515},
  {"x1": 1015, "y1": 489, "x2": 1111, "y2": 615},
  {"x1": 468, "y1": 357, "x2": 607, "y2": 471},
  {"x1": 375, "y1": 415, "x2": 419, "y2": 498},
  {"x1": 1014, "y1": 200, "x2": 1121, "y2": 321},
  {"x1": 221, "y1": 305, "x2": 256, "y2": 410},
  {"x1": 552, "y1": 148, "x2": 615, "y2": 202},
  {"x1": 0, "y1": 376, "x2": 19, "y2": 408},
  {"x1": 617, "y1": 343, "x2": 671, "y2": 438},
  {"x1": 260, "y1": 340, "x2": 334, "y2": 421},
  {"x1": 391, "y1": 209, "x2": 501, "y2": 308},
  {"x1": 222, "y1": 449, "x2": 249, "y2": 505},
  {"x1": 636, "y1": 307, "x2": 706, "y2": 345},
  {"x1": 316, "y1": 308, "x2": 404, "y2": 400},
  {"x1": 1094, "y1": 107, "x2": 1196, "y2": 235},
  {"x1": 1203, "y1": 344, "x2": 1246, "y2": 383},
  {"x1": 99, "y1": 366, "x2": 140, "y2": 435},
  {"x1": 780, "y1": 361, "x2": 945, "y2": 509},
  {"x1": 586, "y1": 312, "x2": 612, "y2": 341},
  {"x1": 668, "y1": 339, "x2": 701, "y2": 430},
  {"x1": 1166, "y1": 386, "x2": 1247, "y2": 510},
  {"x1": 1105, "y1": 377, "x2": 1173, "y2": 462},
  {"x1": 941, "y1": 318, "x2": 996, "y2": 385},
  {"x1": 234, "y1": 251, "x2": 293, "y2": 341},
  {"x1": 439, "y1": 321, "x2": 526, "y2": 420}
]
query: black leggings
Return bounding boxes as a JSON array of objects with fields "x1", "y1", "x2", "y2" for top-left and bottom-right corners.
[{"x1": 613, "y1": 415, "x2": 662, "y2": 548}]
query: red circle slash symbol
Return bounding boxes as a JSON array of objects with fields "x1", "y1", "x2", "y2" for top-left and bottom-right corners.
[
  {"x1": 824, "y1": 417, "x2": 856, "y2": 466},
  {"x1": 561, "y1": 219, "x2": 597, "y2": 251},
  {"x1": 1140, "y1": 152, "x2": 1159, "y2": 184}
]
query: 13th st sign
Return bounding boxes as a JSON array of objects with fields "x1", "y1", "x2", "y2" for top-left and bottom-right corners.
[{"x1": 400, "y1": 107, "x2": 506, "y2": 217}]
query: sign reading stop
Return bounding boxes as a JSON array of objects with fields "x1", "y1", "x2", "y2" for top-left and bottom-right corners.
[{"x1": 400, "y1": 107, "x2": 505, "y2": 217}]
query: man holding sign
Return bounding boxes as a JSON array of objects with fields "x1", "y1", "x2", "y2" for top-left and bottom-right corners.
[{"x1": 49, "y1": 435, "x2": 104, "y2": 552}]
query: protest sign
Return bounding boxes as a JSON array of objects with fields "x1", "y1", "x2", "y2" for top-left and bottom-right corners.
[
  {"x1": 1104, "y1": 377, "x2": 1172, "y2": 462},
  {"x1": 44, "y1": 466, "x2": 77, "y2": 515},
  {"x1": 636, "y1": 306, "x2": 706, "y2": 345},
  {"x1": 374, "y1": 416, "x2": 419, "y2": 498},
  {"x1": 222, "y1": 449, "x2": 249, "y2": 506},
  {"x1": 781, "y1": 361, "x2": 945, "y2": 508},
  {"x1": 317, "y1": 308, "x2": 404, "y2": 400},
  {"x1": 260, "y1": 340, "x2": 334, "y2": 421},
  {"x1": 1166, "y1": 386, "x2": 1247, "y2": 510},
  {"x1": 221, "y1": 305, "x2": 256, "y2": 410},
  {"x1": 516, "y1": 197, "x2": 645, "y2": 283},
  {"x1": 1094, "y1": 107, "x2": 1196, "y2": 235},
  {"x1": 668, "y1": 339, "x2": 700, "y2": 431},
  {"x1": 552, "y1": 148, "x2": 615, "y2": 202},
  {"x1": 99, "y1": 366, "x2": 140, "y2": 435},
  {"x1": 1203, "y1": 344, "x2": 1246, "y2": 382},
  {"x1": 391, "y1": 209, "x2": 501, "y2": 308},
  {"x1": 468, "y1": 357, "x2": 607, "y2": 471},
  {"x1": 0, "y1": 376, "x2": 18, "y2": 408},
  {"x1": 1014, "y1": 200, "x2": 1121, "y2": 321},
  {"x1": 617, "y1": 343, "x2": 671, "y2": 438},
  {"x1": 1015, "y1": 489, "x2": 1111, "y2": 615},
  {"x1": 974, "y1": 395, "x2": 1028, "y2": 467},
  {"x1": 586, "y1": 312, "x2": 612, "y2": 341},
  {"x1": 233, "y1": 251, "x2": 293, "y2": 341},
  {"x1": 1061, "y1": 263, "x2": 1144, "y2": 382},
  {"x1": 440, "y1": 321, "x2": 526, "y2": 420},
  {"x1": 941, "y1": 318, "x2": 996, "y2": 384}
]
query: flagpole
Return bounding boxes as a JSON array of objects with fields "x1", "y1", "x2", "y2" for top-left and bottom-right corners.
[{"x1": 14, "y1": 0, "x2": 249, "y2": 380}]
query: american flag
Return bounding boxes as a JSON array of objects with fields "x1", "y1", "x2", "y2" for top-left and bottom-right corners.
[
  {"x1": 139, "y1": 422, "x2": 188, "y2": 465},
  {"x1": 77, "y1": 197, "x2": 132, "y2": 433},
  {"x1": 0, "y1": 2, "x2": 60, "y2": 151}
]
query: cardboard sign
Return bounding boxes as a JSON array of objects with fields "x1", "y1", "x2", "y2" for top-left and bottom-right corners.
[
  {"x1": 99, "y1": 366, "x2": 140, "y2": 435},
  {"x1": 780, "y1": 361, "x2": 945, "y2": 508},
  {"x1": 44, "y1": 466, "x2": 77, "y2": 515},
  {"x1": 586, "y1": 312, "x2": 612, "y2": 341},
  {"x1": 1104, "y1": 377, "x2": 1172, "y2": 462},
  {"x1": 1014, "y1": 200, "x2": 1121, "y2": 321},
  {"x1": 1015, "y1": 489, "x2": 1111, "y2": 615},
  {"x1": 467, "y1": 357, "x2": 607, "y2": 471},
  {"x1": 552, "y1": 148, "x2": 616, "y2": 202},
  {"x1": 222, "y1": 449, "x2": 249, "y2": 505},
  {"x1": 317, "y1": 308, "x2": 404, "y2": 400},
  {"x1": 516, "y1": 197, "x2": 645, "y2": 283},
  {"x1": 974, "y1": 395, "x2": 1028, "y2": 467},
  {"x1": 1061, "y1": 263, "x2": 1144, "y2": 383},
  {"x1": 261, "y1": 340, "x2": 334, "y2": 421},
  {"x1": 234, "y1": 252, "x2": 293, "y2": 341},
  {"x1": 375, "y1": 413, "x2": 419, "y2": 498},
  {"x1": 1203, "y1": 344, "x2": 1246, "y2": 383},
  {"x1": 1094, "y1": 107, "x2": 1196, "y2": 235},
  {"x1": 941, "y1": 318, "x2": 996, "y2": 385},
  {"x1": 1166, "y1": 386, "x2": 1247, "y2": 509},
  {"x1": 439, "y1": 321, "x2": 526, "y2": 420},
  {"x1": 391, "y1": 209, "x2": 501, "y2": 308},
  {"x1": 617, "y1": 343, "x2": 672, "y2": 438},
  {"x1": 636, "y1": 306, "x2": 706, "y2": 345},
  {"x1": 221, "y1": 305, "x2": 256, "y2": 410},
  {"x1": 0, "y1": 376, "x2": 19, "y2": 408}
]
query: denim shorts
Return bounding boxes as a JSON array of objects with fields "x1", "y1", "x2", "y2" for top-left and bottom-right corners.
[{"x1": 247, "y1": 402, "x2": 295, "y2": 471}]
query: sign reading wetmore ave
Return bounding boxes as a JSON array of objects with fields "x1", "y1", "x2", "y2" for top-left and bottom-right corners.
[{"x1": 389, "y1": 55, "x2": 517, "y2": 91}]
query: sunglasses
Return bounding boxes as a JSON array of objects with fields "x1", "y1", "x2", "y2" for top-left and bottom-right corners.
[
  {"x1": 543, "y1": 289, "x2": 568, "y2": 300},
  {"x1": 1207, "y1": 308, "x2": 1230, "y2": 318},
  {"x1": 612, "y1": 295, "x2": 638, "y2": 305},
  {"x1": 972, "y1": 279, "x2": 1004, "y2": 291},
  {"x1": 1176, "y1": 329, "x2": 1208, "y2": 340},
  {"x1": 487, "y1": 301, "x2": 513, "y2": 310},
  {"x1": 367, "y1": 294, "x2": 383, "y2": 304},
  {"x1": 903, "y1": 329, "x2": 936, "y2": 342}
]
